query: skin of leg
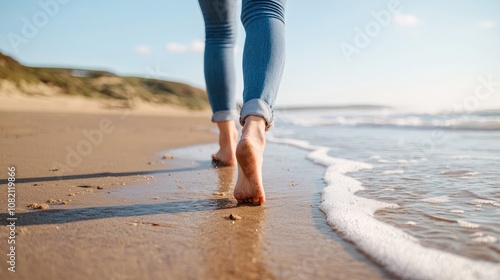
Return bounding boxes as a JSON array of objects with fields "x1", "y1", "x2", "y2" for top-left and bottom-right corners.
[
  {"x1": 234, "y1": 115, "x2": 267, "y2": 204},
  {"x1": 212, "y1": 120, "x2": 238, "y2": 166}
]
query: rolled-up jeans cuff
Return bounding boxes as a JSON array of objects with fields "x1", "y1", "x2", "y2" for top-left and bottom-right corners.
[
  {"x1": 239, "y1": 99, "x2": 273, "y2": 130},
  {"x1": 212, "y1": 110, "x2": 239, "y2": 122}
]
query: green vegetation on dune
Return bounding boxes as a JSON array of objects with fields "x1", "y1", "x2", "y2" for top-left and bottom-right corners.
[{"x1": 0, "y1": 52, "x2": 209, "y2": 109}]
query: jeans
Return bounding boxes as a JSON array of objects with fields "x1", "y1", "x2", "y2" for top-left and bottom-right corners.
[{"x1": 198, "y1": 0, "x2": 286, "y2": 129}]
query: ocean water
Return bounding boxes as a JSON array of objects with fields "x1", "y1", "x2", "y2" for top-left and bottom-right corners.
[{"x1": 270, "y1": 107, "x2": 500, "y2": 279}]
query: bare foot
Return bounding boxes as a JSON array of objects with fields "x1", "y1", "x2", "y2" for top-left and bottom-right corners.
[
  {"x1": 212, "y1": 121, "x2": 238, "y2": 166},
  {"x1": 234, "y1": 116, "x2": 266, "y2": 204}
]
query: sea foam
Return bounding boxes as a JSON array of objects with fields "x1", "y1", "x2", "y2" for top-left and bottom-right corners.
[
  {"x1": 268, "y1": 136, "x2": 500, "y2": 280},
  {"x1": 277, "y1": 111, "x2": 500, "y2": 131},
  {"x1": 381, "y1": 169, "x2": 405, "y2": 175},
  {"x1": 421, "y1": 196, "x2": 450, "y2": 204}
]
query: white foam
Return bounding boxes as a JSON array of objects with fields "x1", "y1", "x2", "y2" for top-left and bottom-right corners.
[
  {"x1": 470, "y1": 232, "x2": 497, "y2": 244},
  {"x1": 270, "y1": 136, "x2": 500, "y2": 280},
  {"x1": 473, "y1": 199, "x2": 500, "y2": 207},
  {"x1": 376, "y1": 158, "x2": 418, "y2": 164},
  {"x1": 473, "y1": 236, "x2": 497, "y2": 244},
  {"x1": 474, "y1": 199, "x2": 495, "y2": 204},
  {"x1": 454, "y1": 155, "x2": 471, "y2": 159},
  {"x1": 278, "y1": 111, "x2": 500, "y2": 131},
  {"x1": 450, "y1": 210, "x2": 465, "y2": 214},
  {"x1": 457, "y1": 220, "x2": 480, "y2": 229},
  {"x1": 381, "y1": 169, "x2": 405, "y2": 175},
  {"x1": 406, "y1": 221, "x2": 417, "y2": 226},
  {"x1": 421, "y1": 196, "x2": 450, "y2": 204}
]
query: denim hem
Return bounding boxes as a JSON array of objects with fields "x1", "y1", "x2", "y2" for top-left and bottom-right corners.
[
  {"x1": 212, "y1": 110, "x2": 239, "y2": 122},
  {"x1": 239, "y1": 99, "x2": 273, "y2": 130}
]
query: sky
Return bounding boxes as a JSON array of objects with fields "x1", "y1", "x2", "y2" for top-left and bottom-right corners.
[{"x1": 1, "y1": 0, "x2": 500, "y2": 112}]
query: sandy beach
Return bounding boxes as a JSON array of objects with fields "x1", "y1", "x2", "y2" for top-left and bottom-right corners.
[
  {"x1": 0, "y1": 97, "x2": 390, "y2": 279},
  {"x1": 3, "y1": 0, "x2": 500, "y2": 277}
]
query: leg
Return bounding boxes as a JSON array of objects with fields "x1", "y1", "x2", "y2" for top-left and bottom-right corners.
[
  {"x1": 234, "y1": 0, "x2": 286, "y2": 204},
  {"x1": 198, "y1": 0, "x2": 239, "y2": 165},
  {"x1": 240, "y1": 0, "x2": 286, "y2": 128},
  {"x1": 212, "y1": 120, "x2": 238, "y2": 166}
]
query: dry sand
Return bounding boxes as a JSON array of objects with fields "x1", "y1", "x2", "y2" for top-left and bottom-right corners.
[{"x1": 0, "y1": 96, "x2": 392, "y2": 279}]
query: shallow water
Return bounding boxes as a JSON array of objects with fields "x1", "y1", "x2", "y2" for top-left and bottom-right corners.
[{"x1": 270, "y1": 108, "x2": 500, "y2": 278}]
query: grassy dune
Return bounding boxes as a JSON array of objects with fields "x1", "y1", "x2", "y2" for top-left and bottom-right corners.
[{"x1": 0, "y1": 52, "x2": 209, "y2": 110}]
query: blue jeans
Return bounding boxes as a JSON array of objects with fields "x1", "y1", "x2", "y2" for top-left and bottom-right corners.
[{"x1": 198, "y1": 0, "x2": 286, "y2": 129}]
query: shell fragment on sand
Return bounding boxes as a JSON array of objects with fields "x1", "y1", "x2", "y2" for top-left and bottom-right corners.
[{"x1": 229, "y1": 214, "x2": 242, "y2": 220}]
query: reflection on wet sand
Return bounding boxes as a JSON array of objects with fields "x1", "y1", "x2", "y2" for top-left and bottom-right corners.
[{"x1": 200, "y1": 166, "x2": 274, "y2": 279}]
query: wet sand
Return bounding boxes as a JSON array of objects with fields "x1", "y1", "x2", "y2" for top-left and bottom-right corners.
[{"x1": 0, "y1": 110, "x2": 392, "y2": 279}]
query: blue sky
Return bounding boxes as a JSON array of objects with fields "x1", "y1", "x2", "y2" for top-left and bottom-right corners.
[{"x1": 1, "y1": 0, "x2": 500, "y2": 111}]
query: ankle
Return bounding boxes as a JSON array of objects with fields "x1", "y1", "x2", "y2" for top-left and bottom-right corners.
[
  {"x1": 217, "y1": 121, "x2": 238, "y2": 143},
  {"x1": 243, "y1": 115, "x2": 266, "y2": 127},
  {"x1": 241, "y1": 116, "x2": 266, "y2": 144},
  {"x1": 219, "y1": 131, "x2": 237, "y2": 144}
]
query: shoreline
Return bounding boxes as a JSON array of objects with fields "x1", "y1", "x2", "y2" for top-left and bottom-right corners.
[{"x1": 0, "y1": 107, "x2": 390, "y2": 279}]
